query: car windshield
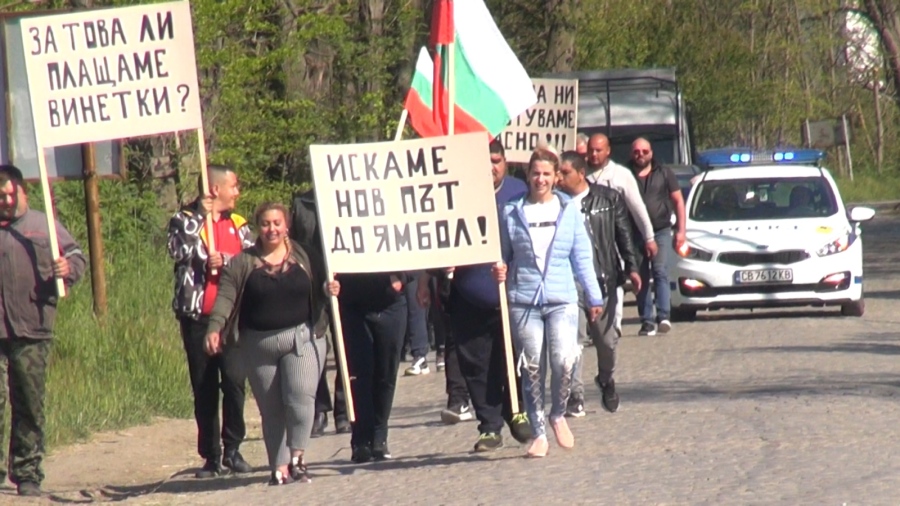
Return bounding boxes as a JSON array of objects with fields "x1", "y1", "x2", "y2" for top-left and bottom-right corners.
[{"x1": 690, "y1": 176, "x2": 838, "y2": 222}]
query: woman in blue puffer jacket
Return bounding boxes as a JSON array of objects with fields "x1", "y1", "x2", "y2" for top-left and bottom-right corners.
[{"x1": 492, "y1": 148, "x2": 604, "y2": 458}]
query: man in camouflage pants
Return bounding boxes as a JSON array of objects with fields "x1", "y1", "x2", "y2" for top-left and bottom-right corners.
[{"x1": 0, "y1": 165, "x2": 86, "y2": 497}]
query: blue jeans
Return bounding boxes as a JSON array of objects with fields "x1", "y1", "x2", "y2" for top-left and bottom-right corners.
[
  {"x1": 637, "y1": 228, "x2": 672, "y2": 324},
  {"x1": 509, "y1": 303, "x2": 580, "y2": 438},
  {"x1": 403, "y1": 277, "x2": 430, "y2": 359}
]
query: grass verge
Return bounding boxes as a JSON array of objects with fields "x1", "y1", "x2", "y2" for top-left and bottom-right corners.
[
  {"x1": 43, "y1": 245, "x2": 191, "y2": 450},
  {"x1": 835, "y1": 174, "x2": 900, "y2": 203}
]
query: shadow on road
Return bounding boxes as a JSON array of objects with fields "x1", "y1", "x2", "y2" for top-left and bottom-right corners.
[
  {"x1": 865, "y1": 288, "x2": 900, "y2": 300},
  {"x1": 41, "y1": 466, "x2": 271, "y2": 503},
  {"x1": 731, "y1": 331, "x2": 900, "y2": 356},
  {"x1": 622, "y1": 373, "x2": 900, "y2": 404},
  {"x1": 313, "y1": 451, "x2": 521, "y2": 476},
  {"x1": 695, "y1": 309, "x2": 843, "y2": 322}
]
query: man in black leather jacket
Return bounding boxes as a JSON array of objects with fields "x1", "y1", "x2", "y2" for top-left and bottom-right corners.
[{"x1": 556, "y1": 151, "x2": 642, "y2": 415}]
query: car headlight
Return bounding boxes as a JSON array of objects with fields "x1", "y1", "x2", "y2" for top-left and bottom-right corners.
[
  {"x1": 677, "y1": 242, "x2": 713, "y2": 261},
  {"x1": 816, "y1": 230, "x2": 855, "y2": 257}
]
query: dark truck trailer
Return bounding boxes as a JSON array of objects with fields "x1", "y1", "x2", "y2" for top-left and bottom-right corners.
[{"x1": 545, "y1": 68, "x2": 695, "y2": 166}]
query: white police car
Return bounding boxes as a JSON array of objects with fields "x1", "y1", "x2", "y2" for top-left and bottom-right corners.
[{"x1": 669, "y1": 149, "x2": 876, "y2": 321}]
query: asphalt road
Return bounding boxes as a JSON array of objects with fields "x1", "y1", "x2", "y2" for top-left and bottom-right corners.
[{"x1": 121, "y1": 210, "x2": 900, "y2": 505}]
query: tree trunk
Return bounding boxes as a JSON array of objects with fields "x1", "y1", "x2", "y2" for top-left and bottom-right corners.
[
  {"x1": 545, "y1": 0, "x2": 578, "y2": 72},
  {"x1": 864, "y1": 0, "x2": 900, "y2": 105},
  {"x1": 874, "y1": 69, "x2": 884, "y2": 173}
]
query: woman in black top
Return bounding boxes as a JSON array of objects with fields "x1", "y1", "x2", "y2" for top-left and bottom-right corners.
[{"x1": 205, "y1": 202, "x2": 339, "y2": 485}]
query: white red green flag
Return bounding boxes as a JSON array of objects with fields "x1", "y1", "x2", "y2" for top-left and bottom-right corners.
[{"x1": 403, "y1": 0, "x2": 536, "y2": 138}]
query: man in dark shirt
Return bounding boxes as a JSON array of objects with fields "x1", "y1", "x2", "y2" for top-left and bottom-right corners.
[{"x1": 629, "y1": 138, "x2": 686, "y2": 336}]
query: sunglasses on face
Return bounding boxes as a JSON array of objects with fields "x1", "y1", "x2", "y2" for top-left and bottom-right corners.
[{"x1": 633, "y1": 149, "x2": 651, "y2": 155}]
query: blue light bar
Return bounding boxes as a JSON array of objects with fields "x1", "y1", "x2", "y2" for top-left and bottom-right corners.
[{"x1": 696, "y1": 148, "x2": 825, "y2": 169}]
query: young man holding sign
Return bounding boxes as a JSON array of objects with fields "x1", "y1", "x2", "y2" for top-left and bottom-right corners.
[
  {"x1": 417, "y1": 141, "x2": 531, "y2": 452},
  {"x1": 0, "y1": 165, "x2": 86, "y2": 497},
  {"x1": 167, "y1": 166, "x2": 254, "y2": 478}
]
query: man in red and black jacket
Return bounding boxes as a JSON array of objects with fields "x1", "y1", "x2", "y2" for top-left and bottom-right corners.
[{"x1": 167, "y1": 165, "x2": 254, "y2": 478}]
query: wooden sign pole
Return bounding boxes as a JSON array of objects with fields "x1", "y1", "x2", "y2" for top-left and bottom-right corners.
[
  {"x1": 35, "y1": 145, "x2": 66, "y2": 297},
  {"x1": 326, "y1": 271, "x2": 356, "y2": 422},
  {"x1": 196, "y1": 126, "x2": 217, "y2": 275},
  {"x1": 497, "y1": 282, "x2": 520, "y2": 414}
]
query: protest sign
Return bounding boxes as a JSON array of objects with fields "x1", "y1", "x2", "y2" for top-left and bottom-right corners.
[
  {"x1": 310, "y1": 132, "x2": 501, "y2": 273},
  {"x1": 497, "y1": 78, "x2": 578, "y2": 163},
  {"x1": 1, "y1": 18, "x2": 123, "y2": 181},
  {"x1": 18, "y1": 0, "x2": 201, "y2": 147}
]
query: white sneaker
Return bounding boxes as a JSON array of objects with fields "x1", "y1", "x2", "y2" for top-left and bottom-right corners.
[
  {"x1": 404, "y1": 357, "x2": 430, "y2": 376},
  {"x1": 440, "y1": 404, "x2": 474, "y2": 424},
  {"x1": 658, "y1": 319, "x2": 672, "y2": 334}
]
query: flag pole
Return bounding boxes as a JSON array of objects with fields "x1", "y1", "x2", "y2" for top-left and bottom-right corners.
[
  {"x1": 394, "y1": 109, "x2": 408, "y2": 141},
  {"x1": 448, "y1": 41, "x2": 455, "y2": 136}
]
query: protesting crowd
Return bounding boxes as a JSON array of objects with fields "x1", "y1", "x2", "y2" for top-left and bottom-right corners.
[{"x1": 0, "y1": 128, "x2": 689, "y2": 494}]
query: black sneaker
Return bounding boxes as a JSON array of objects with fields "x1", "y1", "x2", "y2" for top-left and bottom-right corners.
[
  {"x1": 223, "y1": 450, "x2": 252, "y2": 474},
  {"x1": 507, "y1": 412, "x2": 532, "y2": 444},
  {"x1": 351, "y1": 444, "x2": 373, "y2": 464},
  {"x1": 638, "y1": 322, "x2": 657, "y2": 336},
  {"x1": 312, "y1": 412, "x2": 327, "y2": 438},
  {"x1": 440, "y1": 403, "x2": 474, "y2": 424},
  {"x1": 372, "y1": 441, "x2": 392, "y2": 461},
  {"x1": 473, "y1": 432, "x2": 503, "y2": 452},
  {"x1": 335, "y1": 416, "x2": 351, "y2": 434},
  {"x1": 435, "y1": 351, "x2": 446, "y2": 372},
  {"x1": 595, "y1": 376, "x2": 620, "y2": 413},
  {"x1": 17, "y1": 481, "x2": 41, "y2": 497},
  {"x1": 565, "y1": 394, "x2": 586, "y2": 418},
  {"x1": 289, "y1": 456, "x2": 311, "y2": 483},
  {"x1": 268, "y1": 470, "x2": 294, "y2": 486},
  {"x1": 195, "y1": 458, "x2": 223, "y2": 478}
]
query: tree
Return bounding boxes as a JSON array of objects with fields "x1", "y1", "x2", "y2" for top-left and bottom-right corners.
[
  {"x1": 545, "y1": 0, "x2": 577, "y2": 72},
  {"x1": 862, "y1": 0, "x2": 900, "y2": 105}
]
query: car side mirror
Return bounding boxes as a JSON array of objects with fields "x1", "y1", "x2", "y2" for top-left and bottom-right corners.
[{"x1": 848, "y1": 206, "x2": 875, "y2": 222}]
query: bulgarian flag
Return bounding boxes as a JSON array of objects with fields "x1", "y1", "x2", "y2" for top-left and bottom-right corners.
[{"x1": 403, "y1": 0, "x2": 536, "y2": 138}]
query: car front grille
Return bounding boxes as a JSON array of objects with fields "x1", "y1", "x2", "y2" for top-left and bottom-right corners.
[{"x1": 716, "y1": 250, "x2": 810, "y2": 267}]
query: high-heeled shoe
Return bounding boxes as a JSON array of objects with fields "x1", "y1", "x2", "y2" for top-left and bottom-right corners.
[
  {"x1": 268, "y1": 469, "x2": 295, "y2": 486},
  {"x1": 289, "y1": 456, "x2": 311, "y2": 483}
]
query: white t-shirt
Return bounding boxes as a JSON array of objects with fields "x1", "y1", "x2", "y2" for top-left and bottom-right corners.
[
  {"x1": 523, "y1": 196, "x2": 562, "y2": 273},
  {"x1": 570, "y1": 187, "x2": 589, "y2": 214}
]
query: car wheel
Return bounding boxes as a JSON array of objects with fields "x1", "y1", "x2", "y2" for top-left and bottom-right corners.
[
  {"x1": 670, "y1": 307, "x2": 697, "y2": 322},
  {"x1": 841, "y1": 298, "x2": 865, "y2": 317}
]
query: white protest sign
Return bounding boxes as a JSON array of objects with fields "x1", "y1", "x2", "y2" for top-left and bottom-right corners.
[
  {"x1": 498, "y1": 78, "x2": 578, "y2": 163},
  {"x1": 18, "y1": 1, "x2": 201, "y2": 147},
  {"x1": 310, "y1": 133, "x2": 501, "y2": 273}
]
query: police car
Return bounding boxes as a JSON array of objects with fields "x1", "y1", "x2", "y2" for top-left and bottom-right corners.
[{"x1": 668, "y1": 148, "x2": 876, "y2": 321}]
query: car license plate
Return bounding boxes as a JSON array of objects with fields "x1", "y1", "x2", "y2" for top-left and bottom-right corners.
[{"x1": 735, "y1": 269, "x2": 793, "y2": 284}]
